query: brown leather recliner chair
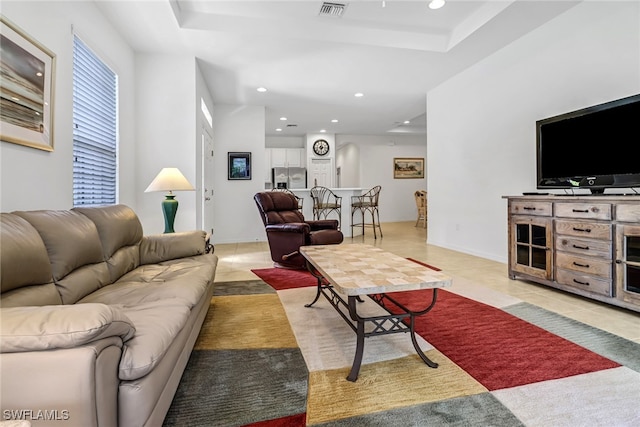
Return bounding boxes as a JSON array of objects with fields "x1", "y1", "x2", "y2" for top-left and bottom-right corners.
[{"x1": 254, "y1": 191, "x2": 343, "y2": 269}]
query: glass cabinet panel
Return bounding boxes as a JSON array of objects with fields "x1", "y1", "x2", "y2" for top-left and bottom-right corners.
[
  {"x1": 625, "y1": 236, "x2": 640, "y2": 294},
  {"x1": 515, "y1": 223, "x2": 548, "y2": 269}
]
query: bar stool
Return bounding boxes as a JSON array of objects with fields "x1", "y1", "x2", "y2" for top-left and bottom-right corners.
[
  {"x1": 350, "y1": 185, "x2": 383, "y2": 239},
  {"x1": 414, "y1": 190, "x2": 427, "y2": 228},
  {"x1": 310, "y1": 186, "x2": 342, "y2": 228}
]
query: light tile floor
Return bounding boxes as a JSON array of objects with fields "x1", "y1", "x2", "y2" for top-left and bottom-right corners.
[{"x1": 213, "y1": 222, "x2": 640, "y2": 344}]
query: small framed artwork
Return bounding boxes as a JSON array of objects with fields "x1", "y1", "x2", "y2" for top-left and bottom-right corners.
[
  {"x1": 228, "y1": 152, "x2": 252, "y2": 180},
  {"x1": 393, "y1": 157, "x2": 425, "y2": 179},
  {"x1": 0, "y1": 17, "x2": 56, "y2": 151}
]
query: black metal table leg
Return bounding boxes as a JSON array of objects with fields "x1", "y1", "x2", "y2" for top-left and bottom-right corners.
[
  {"x1": 304, "y1": 260, "x2": 324, "y2": 308},
  {"x1": 347, "y1": 297, "x2": 365, "y2": 382}
]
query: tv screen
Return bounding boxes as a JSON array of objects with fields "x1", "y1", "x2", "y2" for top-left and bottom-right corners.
[{"x1": 536, "y1": 93, "x2": 640, "y2": 193}]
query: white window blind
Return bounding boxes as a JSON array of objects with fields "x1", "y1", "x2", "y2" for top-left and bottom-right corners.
[{"x1": 72, "y1": 36, "x2": 117, "y2": 207}]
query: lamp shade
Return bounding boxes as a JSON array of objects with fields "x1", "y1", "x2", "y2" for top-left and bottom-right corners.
[{"x1": 145, "y1": 168, "x2": 195, "y2": 193}]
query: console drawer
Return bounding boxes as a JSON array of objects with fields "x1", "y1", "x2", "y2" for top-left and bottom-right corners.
[
  {"x1": 555, "y1": 235, "x2": 612, "y2": 259},
  {"x1": 554, "y1": 220, "x2": 612, "y2": 241},
  {"x1": 556, "y1": 268, "x2": 612, "y2": 296},
  {"x1": 616, "y1": 204, "x2": 640, "y2": 223},
  {"x1": 555, "y1": 202, "x2": 611, "y2": 220},
  {"x1": 510, "y1": 201, "x2": 552, "y2": 217},
  {"x1": 556, "y1": 252, "x2": 611, "y2": 279}
]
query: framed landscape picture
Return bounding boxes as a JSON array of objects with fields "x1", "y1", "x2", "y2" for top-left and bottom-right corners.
[
  {"x1": 0, "y1": 17, "x2": 56, "y2": 151},
  {"x1": 228, "y1": 152, "x2": 252, "y2": 180},
  {"x1": 394, "y1": 157, "x2": 425, "y2": 179}
]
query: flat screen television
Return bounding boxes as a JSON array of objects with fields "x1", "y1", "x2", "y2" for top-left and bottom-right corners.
[{"x1": 536, "y1": 93, "x2": 640, "y2": 194}]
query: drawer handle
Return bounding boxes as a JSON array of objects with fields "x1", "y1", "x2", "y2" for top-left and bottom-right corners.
[
  {"x1": 572, "y1": 244, "x2": 590, "y2": 250},
  {"x1": 523, "y1": 207, "x2": 536, "y2": 211},
  {"x1": 572, "y1": 227, "x2": 591, "y2": 233},
  {"x1": 572, "y1": 209, "x2": 589, "y2": 213},
  {"x1": 573, "y1": 262, "x2": 590, "y2": 268},
  {"x1": 573, "y1": 279, "x2": 590, "y2": 286}
]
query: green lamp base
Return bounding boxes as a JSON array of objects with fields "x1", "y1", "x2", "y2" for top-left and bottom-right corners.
[{"x1": 162, "y1": 194, "x2": 179, "y2": 233}]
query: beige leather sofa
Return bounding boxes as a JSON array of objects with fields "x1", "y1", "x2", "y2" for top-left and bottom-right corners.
[{"x1": 0, "y1": 205, "x2": 218, "y2": 427}]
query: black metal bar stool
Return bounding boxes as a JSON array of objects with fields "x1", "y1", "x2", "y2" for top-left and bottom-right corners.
[
  {"x1": 350, "y1": 186, "x2": 382, "y2": 239},
  {"x1": 310, "y1": 186, "x2": 342, "y2": 229}
]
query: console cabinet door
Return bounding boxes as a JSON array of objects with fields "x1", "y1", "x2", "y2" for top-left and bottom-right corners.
[
  {"x1": 615, "y1": 224, "x2": 640, "y2": 305},
  {"x1": 509, "y1": 216, "x2": 553, "y2": 280}
]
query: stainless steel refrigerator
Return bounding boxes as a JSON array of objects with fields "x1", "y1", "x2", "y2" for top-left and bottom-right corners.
[{"x1": 272, "y1": 167, "x2": 307, "y2": 189}]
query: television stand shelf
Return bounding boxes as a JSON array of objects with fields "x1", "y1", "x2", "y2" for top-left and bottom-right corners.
[{"x1": 503, "y1": 195, "x2": 640, "y2": 313}]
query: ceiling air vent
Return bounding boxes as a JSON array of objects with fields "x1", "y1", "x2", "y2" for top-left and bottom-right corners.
[
  {"x1": 286, "y1": 124, "x2": 298, "y2": 128},
  {"x1": 319, "y1": 2, "x2": 347, "y2": 17}
]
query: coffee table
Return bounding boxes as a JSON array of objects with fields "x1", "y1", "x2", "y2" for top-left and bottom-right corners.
[{"x1": 299, "y1": 243, "x2": 452, "y2": 381}]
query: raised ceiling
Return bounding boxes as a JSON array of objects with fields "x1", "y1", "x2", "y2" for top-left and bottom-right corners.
[{"x1": 96, "y1": 0, "x2": 579, "y2": 137}]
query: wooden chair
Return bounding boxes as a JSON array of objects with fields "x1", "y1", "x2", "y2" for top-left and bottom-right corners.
[
  {"x1": 350, "y1": 185, "x2": 383, "y2": 239},
  {"x1": 414, "y1": 190, "x2": 427, "y2": 228},
  {"x1": 310, "y1": 186, "x2": 342, "y2": 229}
]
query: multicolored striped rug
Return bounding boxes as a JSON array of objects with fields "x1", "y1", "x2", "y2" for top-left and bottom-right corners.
[{"x1": 164, "y1": 267, "x2": 640, "y2": 426}]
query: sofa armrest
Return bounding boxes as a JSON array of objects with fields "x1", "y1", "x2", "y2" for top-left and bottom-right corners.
[
  {"x1": 1, "y1": 337, "x2": 123, "y2": 427},
  {"x1": 0, "y1": 304, "x2": 135, "y2": 353},
  {"x1": 140, "y1": 230, "x2": 207, "y2": 264}
]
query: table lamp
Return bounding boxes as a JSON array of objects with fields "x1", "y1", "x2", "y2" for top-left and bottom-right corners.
[{"x1": 145, "y1": 167, "x2": 195, "y2": 233}]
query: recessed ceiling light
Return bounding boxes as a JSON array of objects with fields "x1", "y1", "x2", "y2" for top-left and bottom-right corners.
[
  {"x1": 404, "y1": 120, "x2": 410, "y2": 124},
  {"x1": 276, "y1": 128, "x2": 282, "y2": 132},
  {"x1": 257, "y1": 87, "x2": 267, "y2": 92},
  {"x1": 428, "y1": 0, "x2": 445, "y2": 10},
  {"x1": 320, "y1": 129, "x2": 327, "y2": 133},
  {"x1": 354, "y1": 93, "x2": 364, "y2": 97},
  {"x1": 331, "y1": 119, "x2": 339, "y2": 123},
  {"x1": 280, "y1": 117, "x2": 287, "y2": 121}
]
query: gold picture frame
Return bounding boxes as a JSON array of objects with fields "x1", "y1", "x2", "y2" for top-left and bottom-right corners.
[
  {"x1": 1, "y1": 16, "x2": 56, "y2": 151},
  {"x1": 393, "y1": 157, "x2": 425, "y2": 179}
]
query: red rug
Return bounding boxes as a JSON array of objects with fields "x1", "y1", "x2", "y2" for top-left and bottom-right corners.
[{"x1": 252, "y1": 267, "x2": 619, "y2": 391}]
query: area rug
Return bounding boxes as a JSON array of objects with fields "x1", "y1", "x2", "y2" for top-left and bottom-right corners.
[{"x1": 165, "y1": 270, "x2": 640, "y2": 426}]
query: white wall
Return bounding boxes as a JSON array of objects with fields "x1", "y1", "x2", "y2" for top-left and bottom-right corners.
[
  {"x1": 0, "y1": 1, "x2": 136, "y2": 212},
  {"x1": 336, "y1": 143, "x2": 360, "y2": 188},
  {"x1": 427, "y1": 1, "x2": 640, "y2": 263},
  {"x1": 135, "y1": 54, "x2": 197, "y2": 234},
  {"x1": 336, "y1": 134, "x2": 427, "y2": 222},
  {"x1": 266, "y1": 136, "x2": 304, "y2": 148},
  {"x1": 212, "y1": 105, "x2": 266, "y2": 244}
]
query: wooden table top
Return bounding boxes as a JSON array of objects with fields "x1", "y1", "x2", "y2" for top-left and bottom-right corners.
[{"x1": 299, "y1": 243, "x2": 452, "y2": 296}]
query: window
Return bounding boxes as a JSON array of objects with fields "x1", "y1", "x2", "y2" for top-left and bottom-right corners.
[{"x1": 72, "y1": 36, "x2": 118, "y2": 206}]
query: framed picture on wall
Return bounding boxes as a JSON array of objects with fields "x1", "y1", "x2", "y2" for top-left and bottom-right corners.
[
  {"x1": 228, "y1": 152, "x2": 252, "y2": 180},
  {"x1": 393, "y1": 157, "x2": 424, "y2": 179},
  {"x1": 0, "y1": 17, "x2": 56, "y2": 151}
]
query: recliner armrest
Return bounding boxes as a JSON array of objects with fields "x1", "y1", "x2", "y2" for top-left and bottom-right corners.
[
  {"x1": 265, "y1": 223, "x2": 311, "y2": 234},
  {"x1": 305, "y1": 219, "x2": 339, "y2": 231}
]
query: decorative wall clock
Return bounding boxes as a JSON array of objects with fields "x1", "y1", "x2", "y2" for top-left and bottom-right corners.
[{"x1": 313, "y1": 139, "x2": 329, "y2": 156}]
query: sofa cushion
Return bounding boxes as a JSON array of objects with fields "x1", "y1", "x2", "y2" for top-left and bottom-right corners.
[
  {"x1": 14, "y1": 210, "x2": 104, "y2": 280},
  {"x1": 0, "y1": 304, "x2": 135, "y2": 353},
  {"x1": 78, "y1": 255, "x2": 217, "y2": 309},
  {"x1": 14, "y1": 210, "x2": 109, "y2": 304},
  {"x1": 74, "y1": 205, "x2": 143, "y2": 282},
  {"x1": 117, "y1": 300, "x2": 191, "y2": 380},
  {"x1": 0, "y1": 213, "x2": 53, "y2": 295}
]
